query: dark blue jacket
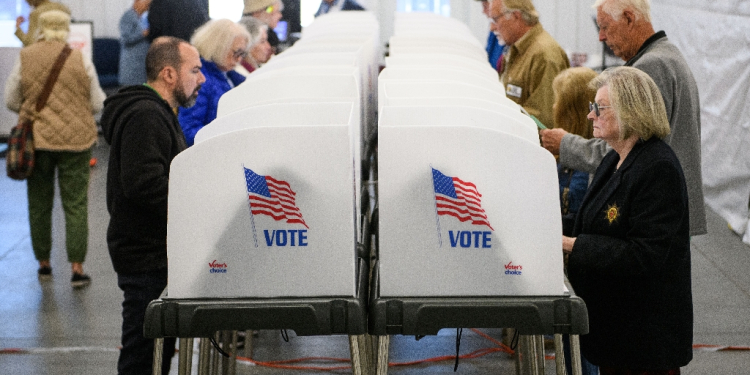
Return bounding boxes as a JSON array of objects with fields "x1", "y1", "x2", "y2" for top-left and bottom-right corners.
[{"x1": 178, "y1": 58, "x2": 245, "y2": 146}]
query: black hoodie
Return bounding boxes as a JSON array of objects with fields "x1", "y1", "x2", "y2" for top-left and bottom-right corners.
[{"x1": 101, "y1": 85, "x2": 187, "y2": 274}]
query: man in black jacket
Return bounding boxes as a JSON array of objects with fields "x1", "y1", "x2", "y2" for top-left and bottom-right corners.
[{"x1": 101, "y1": 36, "x2": 204, "y2": 375}]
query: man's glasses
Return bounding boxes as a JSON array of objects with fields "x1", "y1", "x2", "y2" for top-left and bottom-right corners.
[
  {"x1": 589, "y1": 102, "x2": 612, "y2": 117},
  {"x1": 232, "y1": 48, "x2": 248, "y2": 59},
  {"x1": 489, "y1": 9, "x2": 514, "y2": 24}
]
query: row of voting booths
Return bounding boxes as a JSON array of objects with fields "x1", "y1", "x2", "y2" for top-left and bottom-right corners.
[{"x1": 144, "y1": 11, "x2": 587, "y2": 375}]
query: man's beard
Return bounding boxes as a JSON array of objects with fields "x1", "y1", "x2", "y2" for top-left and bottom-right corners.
[{"x1": 174, "y1": 83, "x2": 201, "y2": 108}]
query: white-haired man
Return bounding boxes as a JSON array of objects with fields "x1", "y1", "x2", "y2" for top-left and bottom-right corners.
[{"x1": 540, "y1": 0, "x2": 706, "y2": 237}]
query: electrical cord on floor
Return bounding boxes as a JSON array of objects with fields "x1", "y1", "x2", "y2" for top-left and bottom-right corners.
[
  {"x1": 454, "y1": 327, "x2": 463, "y2": 372},
  {"x1": 510, "y1": 329, "x2": 520, "y2": 351},
  {"x1": 209, "y1": 336, "x2": 230, "y2": 358}
]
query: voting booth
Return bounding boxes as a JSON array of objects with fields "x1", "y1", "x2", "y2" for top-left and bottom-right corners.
[
  {"x1": 145, "y1": 12, "x2": 381, "y2": 375},
  {"x1": 366, "y1": 12, "x2": 588, "y2": 375}
]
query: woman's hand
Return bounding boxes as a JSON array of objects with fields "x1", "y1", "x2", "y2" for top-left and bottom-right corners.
[
  {"x1": 16, "y1": 16, "x2": 25, "y2": 29},
  {"x1": 562, "y1": 236, "x2": 576, "y2": 254}
]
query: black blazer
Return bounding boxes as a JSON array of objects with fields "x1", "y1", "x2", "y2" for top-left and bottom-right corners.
[{"x1": 567, "y1": 137, "x2": 693, "y2": 370}]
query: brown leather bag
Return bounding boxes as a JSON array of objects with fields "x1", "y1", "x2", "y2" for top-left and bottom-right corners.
[{"x1": 6, "y1": 45, "x2": 72, "y2": 180}]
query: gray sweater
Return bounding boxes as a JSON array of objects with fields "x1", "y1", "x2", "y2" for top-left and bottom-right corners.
[{"x1": 559, "y1": 33, "x2": 707, "y2": 236}]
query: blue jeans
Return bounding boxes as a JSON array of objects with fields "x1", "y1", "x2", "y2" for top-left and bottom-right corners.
[
  {"x1": 117, "y1": 269, "x2": 176, "y2": 375},
  {"x1": 564, "y1": 334, "x2": 599, "y2": 375}
]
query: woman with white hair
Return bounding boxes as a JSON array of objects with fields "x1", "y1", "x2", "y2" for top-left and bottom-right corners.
[
  {"x1": 5, "y1": 9, "x2": 106, "y2": 287},
  {"x1": 564, "y1": 66, "x2": 693, "y2": 374},
  {"x1": 236, "y1": 15, "x2": 273, "y2": 76},
  {"x1": 177, "y1": 18, "x2": 251, "y2": 146},
  {"x1": 14, "y1": 0, "x2": 70, "y2": 46}
]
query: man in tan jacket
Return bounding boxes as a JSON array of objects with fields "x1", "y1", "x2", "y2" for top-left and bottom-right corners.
[{"x1": 490, "y1": 0, "x2": 569, "y2": 129}]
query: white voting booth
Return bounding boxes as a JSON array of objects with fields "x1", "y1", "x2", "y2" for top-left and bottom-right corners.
[
  {"x1": 165, "y1": 13, "x2": 380, "y2": 300},
  {"x1": 367, "y1": 13, "x2": 584, "y2": 375},
  {"x1": 376, "y1": 8, "x2": 565, "y2": 298}
]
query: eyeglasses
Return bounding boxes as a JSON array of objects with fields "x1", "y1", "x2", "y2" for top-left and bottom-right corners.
[
  {"x1": 232, "y1": 48, "x2": 248, "y2": 59},
  {"x1": 489, "y1": 9, "x2": 514, "y2": 24},
  {"x1": 589, "y1": 102, "x2": 612, "y2": 117},
  {"x1": 265, "y1": 5, "x2": 274, "y2": 13}
]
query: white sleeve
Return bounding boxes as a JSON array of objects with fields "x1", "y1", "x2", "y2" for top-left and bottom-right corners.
[
  {"x1": 4, "y1": 58, "x2": 23, "y2": 113},
  {"x1": 83, "y1": 53, "x2": 106, "y2": 114}
]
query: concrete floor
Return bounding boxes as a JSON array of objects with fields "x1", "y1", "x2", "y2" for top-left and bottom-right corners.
[{"x1": 1, "y1": 137, "x2": 749, "y2": 374}]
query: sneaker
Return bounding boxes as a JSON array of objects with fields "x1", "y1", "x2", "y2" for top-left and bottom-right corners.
[
  {"x1": 38, "y1": 266, "x2": 52, "y2": 280},
  {"x1": 71, "y1": 273, "x2": 91, "y2": 288}
]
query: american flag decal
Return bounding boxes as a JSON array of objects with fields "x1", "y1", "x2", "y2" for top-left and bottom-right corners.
[
  {"x1": 432, "y1": 168, "x2": 494, "y2": 230},
  {"x1": 244, "y1": 167, "x2": 309, "y2": 228}
]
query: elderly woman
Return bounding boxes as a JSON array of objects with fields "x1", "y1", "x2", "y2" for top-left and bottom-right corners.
[
  {"x1": 564, "y1": 66, "x2": 692, "y2": 374},
  {"x1": 5, "y1": 10, "x2": 105, "y2": 287},
  {"x1": 14, "y1": 0, "x2": 70, "y2": 46},
  {"x1": 236, "y1": 15, "x2": 273, "y2": 76},
  {"x1": 178, "y1": 18, "x2": 251, "y2": 146},
  {"x1": 243, "y1": 0, "x2": 284, "y2": 54}
]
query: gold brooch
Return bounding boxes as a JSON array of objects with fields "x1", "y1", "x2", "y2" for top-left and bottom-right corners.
[{"x1": 605, "y1": 203, "x2": 619, "y2": 224}]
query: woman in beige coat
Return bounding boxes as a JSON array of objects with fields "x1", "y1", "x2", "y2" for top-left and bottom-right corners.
[{"x1": 5, "y1": 10, "x2": 105, "y2": 287}]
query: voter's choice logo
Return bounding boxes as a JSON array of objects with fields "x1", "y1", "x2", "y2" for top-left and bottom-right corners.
[
  {"x1": 209, "y1": 260, "x2": 228, "y2": 274},
  {"x1": 243, "y1": 167, "x2": 309, "y2": 248},
  {"x1": 504, "y1": 261, "x2": 523, "y2": 276},
  {"x1": 431, "y1": 167, "x2": 494, "y2": 248}
]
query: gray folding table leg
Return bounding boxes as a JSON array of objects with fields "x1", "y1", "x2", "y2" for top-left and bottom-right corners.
[
  {"x1": 178, "y1": 338, "x2": 194, "y2": 375},
  {"x1": 554, "y1": 334, "x2": 566, "y2": 375},
  {"x1": 375, "y1": 335, "x2": 390, "y2": 375},
  {"x1": 569, "y1": 334, "x2": 583, "y2": 375},
  {"x1": 153, "y1": 338, "x2": 164, "y2": 375},
  {"x1": 198, "y1": 337, "x2": 211, "y2": 375}
]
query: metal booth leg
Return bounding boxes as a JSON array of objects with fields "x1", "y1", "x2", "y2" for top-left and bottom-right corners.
[
  {"x1": 569, "y1": 334, "x2": 583, "y2": 375},
  {"x1": 517, "y1": 335, "x2": 544, "y2": 375},
  {"x1": 178, "y1": 338, "x2": 194, "y2": 375},
  {"x1": 153, "y1": 338, "x2": 164, "y2": 375},
  {"x1": 534, "y1": 335, "x2": 546, "y2": 373},
  {"x1": 198, "y1": 337, "x2": 211, "y2": 375},
  {"x1": 554, "y1": 334, "x2": 566, "y2": 375},
  {"x1": 348, "y1": 334, "x2": 372, "y2": 375},
  {"x1": 375, "y1": 335, "x2": 390, "y2": 375}
]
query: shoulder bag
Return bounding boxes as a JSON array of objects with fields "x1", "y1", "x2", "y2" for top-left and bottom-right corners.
[{"x1": 6, "y1": 45, "x2": 72, "y2": 180}]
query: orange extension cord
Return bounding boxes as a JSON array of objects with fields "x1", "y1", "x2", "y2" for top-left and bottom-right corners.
[{"x1": 1, "y1": 333, "x2": 749, "y2": 372}]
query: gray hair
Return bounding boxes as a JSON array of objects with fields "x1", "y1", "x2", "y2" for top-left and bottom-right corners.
[
  {"x1": 238, "y1": 15, "x2": 269, "y2": 47},
  {"x1": 190, "y1": 18, "x2": 251, "y2": 64},
  {"x1": 593, "y1": 0, "x2": 652, "y2": 23},
  {"x1": 589, "y1": 66, "x2": 669, "y2": 141}
]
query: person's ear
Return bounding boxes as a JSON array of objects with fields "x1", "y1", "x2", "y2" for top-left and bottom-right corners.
[
  {"x1": 161, "y1": 66, "x2": 177, "y2": 85},
  {"x1": 622, "y1": 10, "x2": 636, "y2": 26}
]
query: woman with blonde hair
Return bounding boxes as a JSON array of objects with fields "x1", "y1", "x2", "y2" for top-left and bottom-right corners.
[
  {"x1": 14, "y1": 0, "x2": 70, "y2": 46},
  {"x1": 178, "y1": 18, "x2": 251, "y2": 146},
  {"x1": 5, "y1": 9, "x2": 106, "y2": 287},
  {"x1": 564, "y1": 66, "x2": 692, "y2": 374},
  {"x1": 551, "y1": 67, "x2": 598, "y2": 236}
]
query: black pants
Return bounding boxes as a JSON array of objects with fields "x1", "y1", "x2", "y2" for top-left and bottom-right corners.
[{"x1": 117, "y1": 269, "x2": 176, "y2": 375}]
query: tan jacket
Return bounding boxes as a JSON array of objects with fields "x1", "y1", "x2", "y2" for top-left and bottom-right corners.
[
  {"x1": 499, "y1": 23, "x2": 570, "y2": 129},
  {"x1": 15, "y1": 41, "x2": 99, "y2": 151},
  {"x1": 14, "y1": 1, "x2": 71, "y2": 46}
]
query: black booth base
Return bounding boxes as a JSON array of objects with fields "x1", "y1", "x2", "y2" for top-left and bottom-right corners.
[
  {"x1": 368, "y1": 261, "x2": 589, "y2": 337},
  {"x1": 144, "y1": 258, "x2": 369, "y2": 339}
]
